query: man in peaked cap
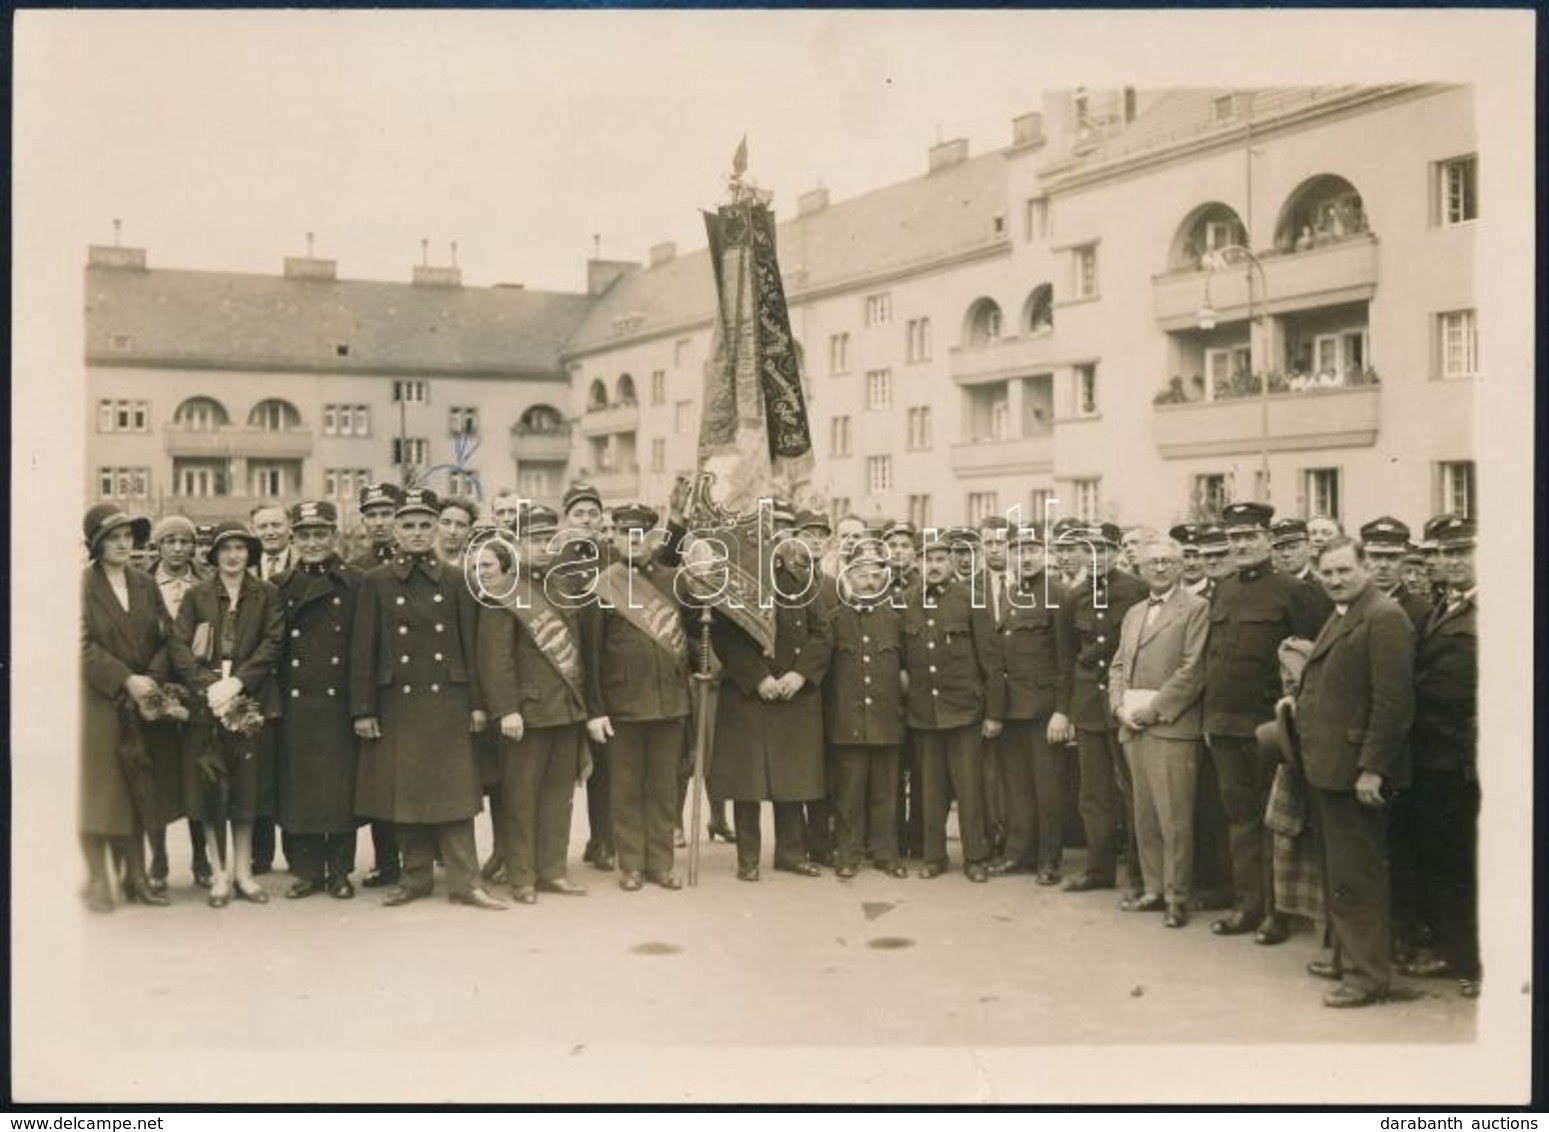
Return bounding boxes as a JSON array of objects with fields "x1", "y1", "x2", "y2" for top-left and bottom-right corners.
[
  {"x1": 1271, "y1": 517, "x2": 1334, "y2": 623},
  {"x1": 1196, "y1": 524, "x2": 1233, "y2": 598},
  {"x1": 1200, "y1": 500, "x2": 1325, "y2": 944},
  {"x1": 1420, "y1": 514, "x2": 1460, "y2": 606},
  {"x1": 1169, "y1": 524, "x2": 1206, "y2": 595},
  {"x1": 1360, "y1": 517, "x2": 1432, "y2": 630}
]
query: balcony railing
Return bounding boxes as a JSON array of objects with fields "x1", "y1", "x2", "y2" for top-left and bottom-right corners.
[
  {"x1": 949, "y1": 331, "x2": 1060, "y2": 382},
  {"x1": 1152, "y1": 384, "x2": 1381, "y2": 459},
  {"x1": 580, "y1": 403, "x2": 640, "y2": 436},
  {"x1": 590, "y1": 466, "x2": 640, "y2": 501},
  {"x1": 1152, "y1": 234, "x2": 1379, "y2": 330},
  {"x1": 164, "y1": 425, "x2": 315, "y2": 459},
  {"x1": 949, "y1": 433, "x2": 1055, "y2": 477},
  {"x1": 509, "y1": 426, "x2": 572, "y2": 463}
]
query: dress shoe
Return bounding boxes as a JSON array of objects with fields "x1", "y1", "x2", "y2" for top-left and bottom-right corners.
[
  {"x1": 674, "y1": 826, "x2": 688, "y2": 849},
  {"x1": 648, "y1": 871, "x2": 683, "y2": 891},
  {"x1": 193, "y1": 866, "x2": 215, "y2": 890},
  {"x1": 449, "y1": 887, "x2": 509, "y2": 911},
  {"x1": 85, "y1": 880, "x2": 114, "y2": 913},
  {"x1": 587, "y1": 847, "x2": 617, "y2": 872},
  {"x1": 510, "y1": 885, "x2": 538, "y2": 905},
  {"x1": 1398, "y1": 955, "x2": 1457, "y2": 979},
  {"x1": 708, "y1": 821, "x2": 736, "y2": 843},
  {"x1": 126, "y1": 882, "x2": 171, "y2": 907},
  {"x1": 537, "y1": 877, "x2": 588, "y2": 896},
  {"x1": 774, "y1": 861, "x2": 822, "y2": 877},
  {"x1": 207, "y1": 890, "x2": 230, "y2": 910},
  {"x1": 1063, "y1": 873, "x2": 1115, "y2": 893},
  {"x1": 362, "y1": 868, "x2": 400, "y2": 889},
  {"x1": 252, "y1": 862, "x2": 273, "y2": 877},
  {"x1": 1459, "y1": 978, "x2": 1482, "y2": 999},
  {"x1": 876, "y1": 862, "x2": 909, "y2": 879},
  {"x1": 327, "y1": 876, "x2": 355, "y2": 900},
  {"x1": 619, "y1": 871, "x2": 644, "y2": 892},
  {"x1": 985, "y1": 859, "x2": 1027, "y2": 878},
  {"x1": 1120, "y1": 893, "x2": 1166, "y2": 913},
  {"x1": 1323, "y1": 985, "x2": 1386, "y2": 1009},
  {"x1": 287, "y1": 879, "x2": 323, "y2": 900},
  {"x1": 964, "y1": 863, "x2": 990, "y2": 884},
  {"x1": 1035, "y1": 868, "x2": 1061, "y2": 887},
  {"x1": 1254, "y1": 914, "x2": 1290, "y2": 946},
  {"x1": 835, "y1": 864, "x2": 859, "y2": 879},
  {"x1": 736, "y1": 865, "x2": 760, "y2": 883},
  {"x1": 809, "y1": 850, "x2": 838, "y2": 869},
  {"x1": 235, "y1": 881, "x2": 270, "y2": 905},
  {"x1": 382, "y1": 886, "x2": 423, "y2": 907},
  {"x1": 480, "y1": 856, "x2": 507, "y2": 884},
  {"x1": 1306, "y1": 959, "x2": 1341, "y2": 981},
  {"x1": 917, "y1": 861, "x2": 949, "y2": 880},
  {"x1": 1211, "y1": 909, "x2": 1259, "y2": 936},
  {"x1": 146, "y1": 874, "x2": 169, "y2": 896},
  {"x1": 1164, "y1": 903, "x2": 1189, "y2": 929}
]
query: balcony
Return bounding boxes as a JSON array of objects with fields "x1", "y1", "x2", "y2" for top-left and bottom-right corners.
[
  {"x1": 164, "y1": 426, "x2": 315, "y2": 459},
  {"x1": 580, "y1": 403, "x2": 640, "y2": 437},
  {"x1": 1152, "y1": 385, "x2": 1381, "y2": 460},
  {"x1": 1152, "y1": 235, "x2": 1379, "y2": 330},
  {"x1": 949, "y1": 332, "x2": 1060, "y2": 383},
  {"x1": 950, "y1": 433, "x2": 1055, "y2": 477},
  {"x1": 590, "y1": 466, "x2": 640, "y2": 501},
  {"x1": 509, "y1": 427, "x2": 572, "y2": 463}
]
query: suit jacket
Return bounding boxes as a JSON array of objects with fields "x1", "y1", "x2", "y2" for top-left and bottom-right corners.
[
  {"x1": 1108, "y1": 585, "x2": 1210, "y2": 742},
  {"x1": 170, "y1": 572, "x2": 285, "y2": 718},
  {"x1": 1295, "y1": 585, "x2": 1415, "y2": 792},
  {"x1": 1410, "y1": 591, "x2": 1477, "y2": 768},
  {"x1": 253, "y1": 545, "x2": 297, "y2": 582}
]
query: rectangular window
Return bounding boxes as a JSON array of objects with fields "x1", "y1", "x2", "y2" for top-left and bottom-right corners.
[
  {"x1": 1192, "y1": 473, "x2": 1228, "y2": 521},
  {"x1": 908, "y1": 494, "x2": 932, "y2": 530},
  {"x1": 98, "y1": 399, "x2": 149, "y2": 432},
  {"x1": 675, "y1": 400, "x2": 693, "y2": 434},
  {"x1": 1205, "y1": 345, "x2": 1252, "y2": 400},
  {"x1": 866, "y1": 455, "x2": 893, "y2": 495},
  {"x1": 449, "y1": 406, "x2": 479, "y2": 437},
  {"x1": 1438, "y1": 155, "x2": 1478, "y2": 225},
  {"x1": 97, "y1": 401, "x2": 115, "y2": 433},
  {"x1": 322, "y1": 405, "x2": 337, "y2": 436},
  {"x1": 906, "y1": 318, "x2": 932, "y2": 363},
  {"x1": 1438, "y1": 461, "x2": 1476, "y2": 520},
  {"x1": 447, "y1": 470, "x2": 480, "y2": 497},
  {"x1": 1073, "y1": 244, "x2": 1099, "y2": 299},
  {"x1": 1027, "y1": 488, "x2": 1054, "y2": 527},
  {"x1": 830, "y1": 497, "x2": 852, "y2": 523},
  {"x1": 98, "y1": 467, "x2": 150, "y2": 499},
  {"x1": 651, "y1": 438, "x2": 667, "y2": 473},
  {"x1": 830, "y1": 416, "x2": 852, "y2": 458},
  {"x1": 865, "y1": 292, "x2": 893, "y2": 327},
  {"x1": 352, "y1": 406, "x2": 370, "y2": 436},
  {"x1": 906, "y1": 406, "x2": 932, "y2": 451},
  {"x1": 990, "y1": 398, "x2": 1010, "y2": 441},
  {"x1": 829, "y1": 332, "x2": 850, "y2": 375},
  {"x1": 1436, "y1": 310, "x2": 1478, "y2": 379},
  {"x1": 517, "y1": 467, "x2": 555, "y2": 498},
  {"x1": 966, "y1": 491, "x2": 1000, "y2": 526},
  {"x1": 392, "y1": 379, "x2": 428, "y2": 404},
  {"x1": 675, "y1": 338, "x2": 692, "y2": 366},
  {"x1": 1071, "y1": 478, "x2": 1101, "y2": 524},
  {"x1": 393, "y1": 437, "x2": 429, "y2": 466},
  {"x1": 250, "y1": 464, "x2": 283, "y2": 498},
  {"x1": 1301, "y1": 467, "x2": 1342, "y2": 521},
  {"x1": 650, "y1": 370, "x2": 666, "y2": 406},
  {"x1": 1025, "y1": 196, "x2": 1049, "y2": 242},
  {"x1": 866, "y1": 368, "x2": 892, "y2": 410},
  {"x1": 1213, "y1": 94, "x2": 1236, "y2": 121},
  {"x1": 1075, "y1": 364, "x2": 1099, "y2": 416}
]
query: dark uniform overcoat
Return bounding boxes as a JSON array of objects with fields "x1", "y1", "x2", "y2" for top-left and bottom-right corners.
[
  {"x1": 1054, "y1": 568, "x2": 1149, "y2": 731},
  {"x1": 1201, "y1": 563, "x2": 1325, "y2": 737}
]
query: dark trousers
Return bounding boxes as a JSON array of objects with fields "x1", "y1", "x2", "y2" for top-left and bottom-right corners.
[
  {"x1": 584, "y1": 739, "x2": 613, "y2": 854},
  {"x1": 1308, "y1": 786, "x2": 1392, "y2": 993},
  {"x1": 733, "y1": 800, "x2": 807, "y2": 871},
  {"x1": 999, "y1": 720, "x2": 1066, "y2": 870},
  {"x1": 1075, "y1": 726, "x2": 1141, "y2": 890},
  {"x1": 917, "y1": 724, "x2": 988, "y2": 868},
  {"x1": 803, "y1": 752, "x2": 837, "y2": 862},
  {"x1": 499, "y1": 725, "x2": 581, "y2": 889},
  {"x1": 288, "y1": 832, "x2": 357, "y2": 884},
  {"x1": 1410, "y1": 767, "x2": 1481, "y2": 978},
  {"x1": 894, "y1": 735, "x2": 923, "y2": 857},
  {"x1": 398, "y1": 820, "x2": 478, "y2": 897},
  {"x1": 833, "y1": 744, "x2": 900, "y2": 868},
  {"x1": 1208, "y1": 733, "x2": 1279, "y2": 918},
  {"x1": 1192, "y1": 752, "x2": 1235, "y2": 904},
  {"x1": 252, "y1": 815, "x2": 277, "y2": 869},
  {"x1": 1387, "y1": 788, "x2": 1427, "y2": 952},
  {"x1": 982, "y1": 734, "x2": 1007, "y2": 849},
  {"x1": 609, "y1": 719, "x2": 683, "y2": 878},
  {"x1": 370, "y1": 820, "x2": 399, "y2": 877}
]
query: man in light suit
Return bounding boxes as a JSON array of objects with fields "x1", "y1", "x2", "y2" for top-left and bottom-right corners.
[
  {"x1": 1295, "y1": 536, "x2": 1415, "y2": 1008},
  {"x1": 1109, "y1": 537, "x2": 1211, "y2": 927}
]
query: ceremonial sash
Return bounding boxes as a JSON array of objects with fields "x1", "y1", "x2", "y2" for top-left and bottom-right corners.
[
  {"x1": 595, "y1": 562, "x2": 688, "y2": 669},
  {"x1": 500, "y1": 578, "x2": 585, "y2": 706}
]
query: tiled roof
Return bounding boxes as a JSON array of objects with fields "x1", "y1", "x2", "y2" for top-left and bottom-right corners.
[
  {"x1": 85, "y1": 265, "x2": 593, "y2": 377},
  {"x1": 565, "y1": 149, "x2": 1010, "y2": 354}
]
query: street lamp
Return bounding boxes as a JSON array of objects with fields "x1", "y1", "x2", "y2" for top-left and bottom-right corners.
[{"x1": 1197, "y1": 244, "x2": 1271, "y2": 503}]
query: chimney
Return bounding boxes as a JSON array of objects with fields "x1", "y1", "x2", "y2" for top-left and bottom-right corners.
[
  {"x1": 88, "y1": 245, "x2": 148, "y2": 270},
  {"x1": 928, "y1": 137, "x2": 969, "y2": 174},
  {"x1": 587, "y1": 257, "x2": 639, "y2": 296},
  {"x1": 411, "y1": 237, "x2": 462, "y2": 286},
  {"x1": 648, "y1": 241, "x2": 677, "y2": 268},
  {"x1": 284, "y1": 231, "x2": 337, "y2": 280},
  {"x1": 797, "y1": 187, "x2": 830, "y2": 216},
  {"x1": 1011, "y1": 112, "x2": 1045, "y2": 148}
]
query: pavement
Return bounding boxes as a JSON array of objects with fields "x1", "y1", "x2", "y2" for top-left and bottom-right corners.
[{"x1": 13, "y1": 790, "x2": 1493, "y2": 1106}]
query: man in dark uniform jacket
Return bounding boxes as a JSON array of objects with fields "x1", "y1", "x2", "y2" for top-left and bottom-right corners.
[
  {"x1": 1297, "y1": 536, "x2": 1415, "y2": 1007},
  {"x1": 582, "y1": 503, "x2": 692, "y2": 892},
  {"x1": 1271, "y1": 518, "x2": 1335, "y2": 623},
  {"x1": 883, "y1": 519, "x2": 924, "y2": 857},
  {"x1": 1399, "y1": 516, "x2": 1480, "y2": 997},
  {"x1": 1177, "y1": 523, "x2": 1232, "y2": 908},
  {"x1": 479, "y1": 505, "x2": 591, "y2": 904},
  {"x1": 902, "y1": 534, "x2": 1005, "y2": 883},
  {"x1": 349, "y1": 481, "x2": 404, "y2": 888},
  {"x1": 1361, "y1": 517, "x2": 1433, "y2": 630},
  {"x1": 1202, "y1": 501, "x2": 1325, "y2": 943},
  {"x1": 274, "y1": 501, "x2": 363, "y2": 899},
  {"x1": 350, "y1": 487, "x2": 506, "y2": 910},
  {"x1": 1171, "y1": 524, "x2": 1206, "y2": 599},
  {"x1": 702, "y1": 531, "x2": 834, "y2": 882},
  {"x1": 986, "y1": 524, "x2": 1067, "y2": 883},
  {"x1": 1050, "y1": 521, "x2": 1149, "y2": 895},
  {"x1": 824, "y1": 544, "x2": 909, "y2": 879},
  {"x1": 787, "y1": 509, "x2": 841, "y2": 868}
]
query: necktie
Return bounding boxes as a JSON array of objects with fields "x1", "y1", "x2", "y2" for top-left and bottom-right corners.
[
  {"x1": 1143, "y1": 594, "x2": 1163, "y2": 627},
  {"x1": 266, "y1": 554, "x2": 282, "y2": 578}
]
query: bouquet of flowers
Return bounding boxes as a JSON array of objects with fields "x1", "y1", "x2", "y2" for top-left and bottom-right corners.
[
  {"x1": 214, "y1": 693, "x2": 266, "y2": 736},
  {"x1": 138, "y1": 681, "x2": 191, "y2": 723}
]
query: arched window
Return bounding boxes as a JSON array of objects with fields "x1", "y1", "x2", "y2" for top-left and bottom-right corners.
[
  {"x1": 963, "y1": 298, "x2": 1004, "y2": 349},
  {"x1": 515, "y1": 404, "x2": 566, "y2": 435},
  {"x1": 615, "y1": 373, "x2": 638, "y2": 406},
  {"x1": 1274, "y1": 175, "x2": 1369, "y2": 252},
  {"x1": 1023, "y1": 285, "x2": 1054, "y2": 335},
  {"x1": 173, "y1": 396, "x2": 229, "y2": 431},
  {"x1": 248, "y1": 399, "x2": 301, "y2": 431},
  {"x1": 588, "y1": 380, "x2": 608, "y2": 411},
  {"x1": 1167, "y1": 202, "x2": 1249, "y2": 270}
]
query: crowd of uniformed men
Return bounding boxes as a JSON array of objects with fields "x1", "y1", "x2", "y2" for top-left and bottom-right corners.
[{"x1": 79, "y1": 476, "x2": 1479, "y2": 1009}]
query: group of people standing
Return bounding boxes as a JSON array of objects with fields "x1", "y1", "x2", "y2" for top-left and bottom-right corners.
[{"x1": 78, "y1": 478, "x2": 1479, "y2": 1010}]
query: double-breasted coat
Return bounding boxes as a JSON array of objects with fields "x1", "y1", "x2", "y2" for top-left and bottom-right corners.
[
  {"x1": 1054, "y1": 568, "x2": 1149, "y2": 732},
  {"x1": 350, "y1": 554, "x2": 484, "y2": 825},
  {"x1": 706, "y1": 567, "x2": 833, "y2": 802},
  {"x1": 80, "y1": 564, "x2": 173, "y2": 836},
  {"x1": 274, "y1": 558, "x2": 364, "y2": 833}
]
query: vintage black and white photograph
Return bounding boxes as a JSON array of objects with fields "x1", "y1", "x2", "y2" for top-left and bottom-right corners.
[{"x1": 10, "y1": 8, "x2": 1536, "y2": 1107}]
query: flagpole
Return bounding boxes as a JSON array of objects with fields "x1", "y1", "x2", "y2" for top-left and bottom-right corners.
[{"x1": 687, "y1": 603, "x2": 714, "y2": 886}]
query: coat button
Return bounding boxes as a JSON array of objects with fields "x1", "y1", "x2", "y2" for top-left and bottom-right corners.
[
  {"x1": 290, "y1": 629, "x2": 301, "y2": 638},
  {"x1": 863, "y1": 675, "x2": 872, "y2": 684},
  {"x1": 435, "y1": 624, "x2": 445, "y2": 633},
  {"x1": 333, "y1": 597, "x2": 342, "y2": 606},
  {"x1": 864, "y1": 696, "x2": 873, "y2": 705},
  {"x1": 862, "y1": 635, "x2": 871, "y2": 643},
  {"x1": 863, "y1": 656, "x2": 871, "y2": 664},
  {"x1": 927, "y1": 642, "x2": 936, "y2": 650},
  {"x1": 403, "y1": 684, "x2": 412, "y2": 693},
  {"x1": 290, "y1": 689, "x2": 300, "y2": 698},
  {"x1": 327, "y1": 688, "x2": 336, "y2": 696},
  {"x1": 398, "y1": 626, "x2": 408, "y2": 635},
  {"x1": 431, "y1": 683, "x2": 440, "y2": 692},
  {"x1": 927, "y1": 619, "x2": 936, "y2": 627},
  {"x1": 331, "y1": 656, "x2": 340, "y2": 665},
  {"x1": 396, "y1": 596, "x2": 406, "y2": 606},
  {"x1": 929, "y1": 665, "x2": 937, "y2": 674},
  {"x1": 291, "y1": 658, "x2": 300, "y2": 668},
  {"x1": 434, "y1": 652, "x2": 444, "y2": 662},
  {"x1": 433, "y1": 594, "x2": 444, "y2": 603},
  {"x1": 932, "y1": 688, "x2": 940, "y2": 697},
  {"x1": 1098, "y1": 659, "x2": 1106, "y2": 668},
  {"x1": 401, "y1": 655, "x2": 410, "y2": 663},
  {"x1": 794, "y1": 647, "x2": 802, "y2": 656},
  {"x1": 1097, "y1": 635, "x2": 1106, "y2": 644}
]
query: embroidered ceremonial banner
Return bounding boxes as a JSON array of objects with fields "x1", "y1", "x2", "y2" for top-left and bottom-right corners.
[{"x1": 594, "y1": 562, "x2": 689, "y2": 669}]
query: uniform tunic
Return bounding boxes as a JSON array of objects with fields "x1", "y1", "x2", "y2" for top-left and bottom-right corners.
[
  {"x1": 995, "y1": 570, "x2": 1068, "y2": 869},
  {"x1": 350, "y1": 554, "x2": 484, "y2": 825},
  {"x1": 274, "y1": 558, "x2": 363, "y2": 833}
]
